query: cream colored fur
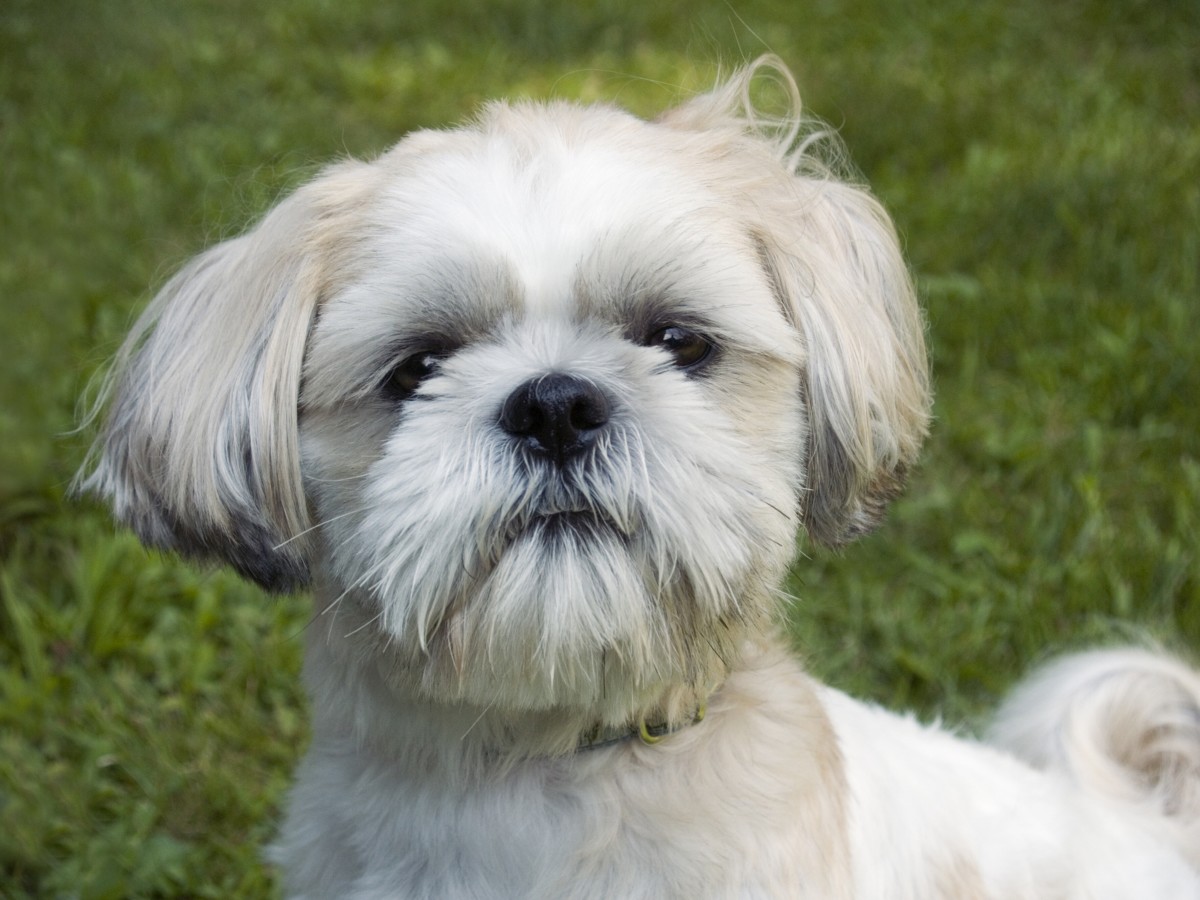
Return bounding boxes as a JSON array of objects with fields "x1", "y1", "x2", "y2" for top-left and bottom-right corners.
[{"x1": 81, "y1": 57, "x2": 1200, "y2": 898}]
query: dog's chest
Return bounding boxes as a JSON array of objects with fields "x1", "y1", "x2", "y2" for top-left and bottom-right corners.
[{"x1": 286, "y1": 746, "x2": 820, "y2": 898}]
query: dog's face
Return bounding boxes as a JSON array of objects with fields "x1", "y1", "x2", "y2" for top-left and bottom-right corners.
[
  {"x1": 300, "y1": 109, "x2": 810, "y2": 711},
  {"x1": 83, "y1": 62, "x2": 929, "y2": 716}
]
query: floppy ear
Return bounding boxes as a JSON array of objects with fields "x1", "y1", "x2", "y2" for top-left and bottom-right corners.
[
  {"x1": 78, "y1": 161, "x2": 375, "y2": 590},
  {"x1": 757, "y1": 176, "x2": 930, "y2": 546},
  {"x1": 662, "y1": 56, "x2": 931, "y2": 546}
]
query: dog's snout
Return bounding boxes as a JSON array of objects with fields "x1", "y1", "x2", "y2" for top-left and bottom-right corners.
[{"x1": 500, "y1": 373, "x2": 610, "y2": 466}]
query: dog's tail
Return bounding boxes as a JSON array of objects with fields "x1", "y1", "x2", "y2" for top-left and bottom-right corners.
[{"x1": 987, "y1": 647, "x2": 1200, "y2": 866}]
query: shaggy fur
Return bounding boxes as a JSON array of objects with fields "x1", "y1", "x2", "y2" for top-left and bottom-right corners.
[{"x1": 81, "y1": 57, "x2": 1200, "y2": 898}]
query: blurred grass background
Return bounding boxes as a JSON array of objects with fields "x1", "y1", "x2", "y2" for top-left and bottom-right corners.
[{"x1": 2, "y1": 0, "x2": 1197, "y2": 895}]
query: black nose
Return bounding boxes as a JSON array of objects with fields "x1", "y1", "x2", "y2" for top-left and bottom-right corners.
[{"x1": 499, "y1": 373, "x2": 610, "y2": 466}]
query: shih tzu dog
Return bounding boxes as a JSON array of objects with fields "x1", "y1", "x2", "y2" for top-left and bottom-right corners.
[{"x1": 81, "y1": 57, "x2": 1200, "y2": 897}]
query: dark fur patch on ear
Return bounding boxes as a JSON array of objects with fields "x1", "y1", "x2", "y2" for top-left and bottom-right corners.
[
  {"x1": 802, "y1": 427, "x2": 912, "y2": 548},
  {"x1": 128, "y1": 501, "x2": 311, "y2": 593},
  {"x1": 193, "y1": 517, "x2": 311, "y2": 594},
  {"x1": 833, "y1": 464, "x2": 910, "y2": 544}
]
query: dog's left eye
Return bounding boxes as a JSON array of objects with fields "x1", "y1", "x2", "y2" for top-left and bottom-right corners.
[
  {"x1": 645, "y1": 326, "x2": 714, "y2": 370},
  {"x1": 381, "y1": 350, "x2": 446, "y2": 401}
]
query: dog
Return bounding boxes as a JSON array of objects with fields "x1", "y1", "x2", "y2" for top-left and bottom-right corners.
[{"x1": 80, "y1": 56, "x2": 1200, "y2": 898}]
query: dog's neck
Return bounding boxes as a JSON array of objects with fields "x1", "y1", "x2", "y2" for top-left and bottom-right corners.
[{"x1": 301, "y1": 593, "x2": 726, "y2": 766}]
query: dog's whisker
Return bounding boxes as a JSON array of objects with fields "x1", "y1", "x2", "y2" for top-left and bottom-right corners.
[
  {"x1": 306, "y1": 471, "x2": 371, "y2": 485},
  {"x1": 273, "y1": 505, "x2": 369, "y2": 550},
  {"x1": 459, "y1": 702, "x2": 494, "y2": 743},
  {"x1": 343, "y1": 606, "x2": 385, "y2": 639}
]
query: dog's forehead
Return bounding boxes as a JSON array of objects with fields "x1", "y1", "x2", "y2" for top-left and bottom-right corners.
[
  {"x1": 302, "y1": 107, "x2": 802, "y2": 401},
  {"x1": 361, "y1": 111, "x2": 773, "y2": 324}
]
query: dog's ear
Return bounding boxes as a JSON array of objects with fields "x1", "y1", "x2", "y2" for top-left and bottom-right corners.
[
  {"x1": 78, "y1": 161, "x2": 375, "y2": 590},
  {"x1": 662, "y1": 57, "x2": 931, "y2": 546},
  {"x1": 757, "y1": 177, "x2": 930, "y2": 546}
]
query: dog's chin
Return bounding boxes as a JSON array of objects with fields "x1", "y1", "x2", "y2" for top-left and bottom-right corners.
[{"x1": 341, "y1": 506, "x2": 767, "y2": 714}]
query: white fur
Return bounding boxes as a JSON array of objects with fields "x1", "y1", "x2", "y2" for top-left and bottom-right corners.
[{"x1": 81, "y1": 57, "x2": 1200, "y2": 897}]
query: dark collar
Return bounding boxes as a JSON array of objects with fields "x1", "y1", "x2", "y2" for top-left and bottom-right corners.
[{"x1": 575, "y1": 700, "x2": 708, "y2": 752}]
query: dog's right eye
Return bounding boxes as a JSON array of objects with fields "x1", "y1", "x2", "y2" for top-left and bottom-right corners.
[{"x1": 381, "y1": 351, "x2": 445, "y2": 402}]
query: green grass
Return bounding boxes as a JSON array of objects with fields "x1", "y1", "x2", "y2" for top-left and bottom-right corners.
[{"x1": 2, "y1": 0, "x2": 1198, "y2": 894}]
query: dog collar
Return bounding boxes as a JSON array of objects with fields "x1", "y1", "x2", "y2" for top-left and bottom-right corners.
[{"x1": 575, "y1": 700, "x2": 708, "y2": 752}]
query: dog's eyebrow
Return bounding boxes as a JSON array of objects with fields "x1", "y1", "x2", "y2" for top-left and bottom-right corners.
[
  {"x1": 573, "y1": 270, "x2": 794, "y2": 362},
  {"x1": 617, "y1": 293, "x2": 720, "y2": 342},
  {"x1": 358, "y1": 269, "x2": 518, "y2": 387},
  {"x1": 301, "y1": 253, "x2": 524, "y2": 407},
  {"x1": 399, "y1": 255, "x2": 522, "y2": 338}
]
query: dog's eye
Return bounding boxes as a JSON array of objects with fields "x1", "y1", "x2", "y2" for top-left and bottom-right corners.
[
  {"x1": 381, "y1": 350, "x2": 445, "y2": 401},
  {"x1": 645, "y1": 326, "x2": 714, "y2": 370}
]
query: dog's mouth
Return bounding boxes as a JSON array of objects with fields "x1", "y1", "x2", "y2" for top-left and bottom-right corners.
[{"x1": 507, "y1": 508, "x2": 629, "y2": 544}]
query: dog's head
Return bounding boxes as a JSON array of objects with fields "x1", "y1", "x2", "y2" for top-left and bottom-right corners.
[{"x1": 81, "y1": 58, "x2": 929, "y2": 713}]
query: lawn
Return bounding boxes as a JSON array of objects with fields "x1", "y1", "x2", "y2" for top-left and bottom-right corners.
[{"x1": 2, "y1": 0, "x2": 1197, "y2": 895}]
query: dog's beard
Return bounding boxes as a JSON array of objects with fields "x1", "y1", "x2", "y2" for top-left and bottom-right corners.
[{"x1": 314, "y1": 377, "x2": 799, "y2": 713}]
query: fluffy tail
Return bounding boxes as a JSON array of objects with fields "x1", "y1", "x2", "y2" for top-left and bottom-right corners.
[{"x1": 987, "y1": 647, "x2": 1200, "y2": 866}]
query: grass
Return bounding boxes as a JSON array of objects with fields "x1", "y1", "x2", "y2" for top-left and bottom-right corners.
[{"x1": 2, "y1": 0, "x2": 1198, "y2": 894}]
